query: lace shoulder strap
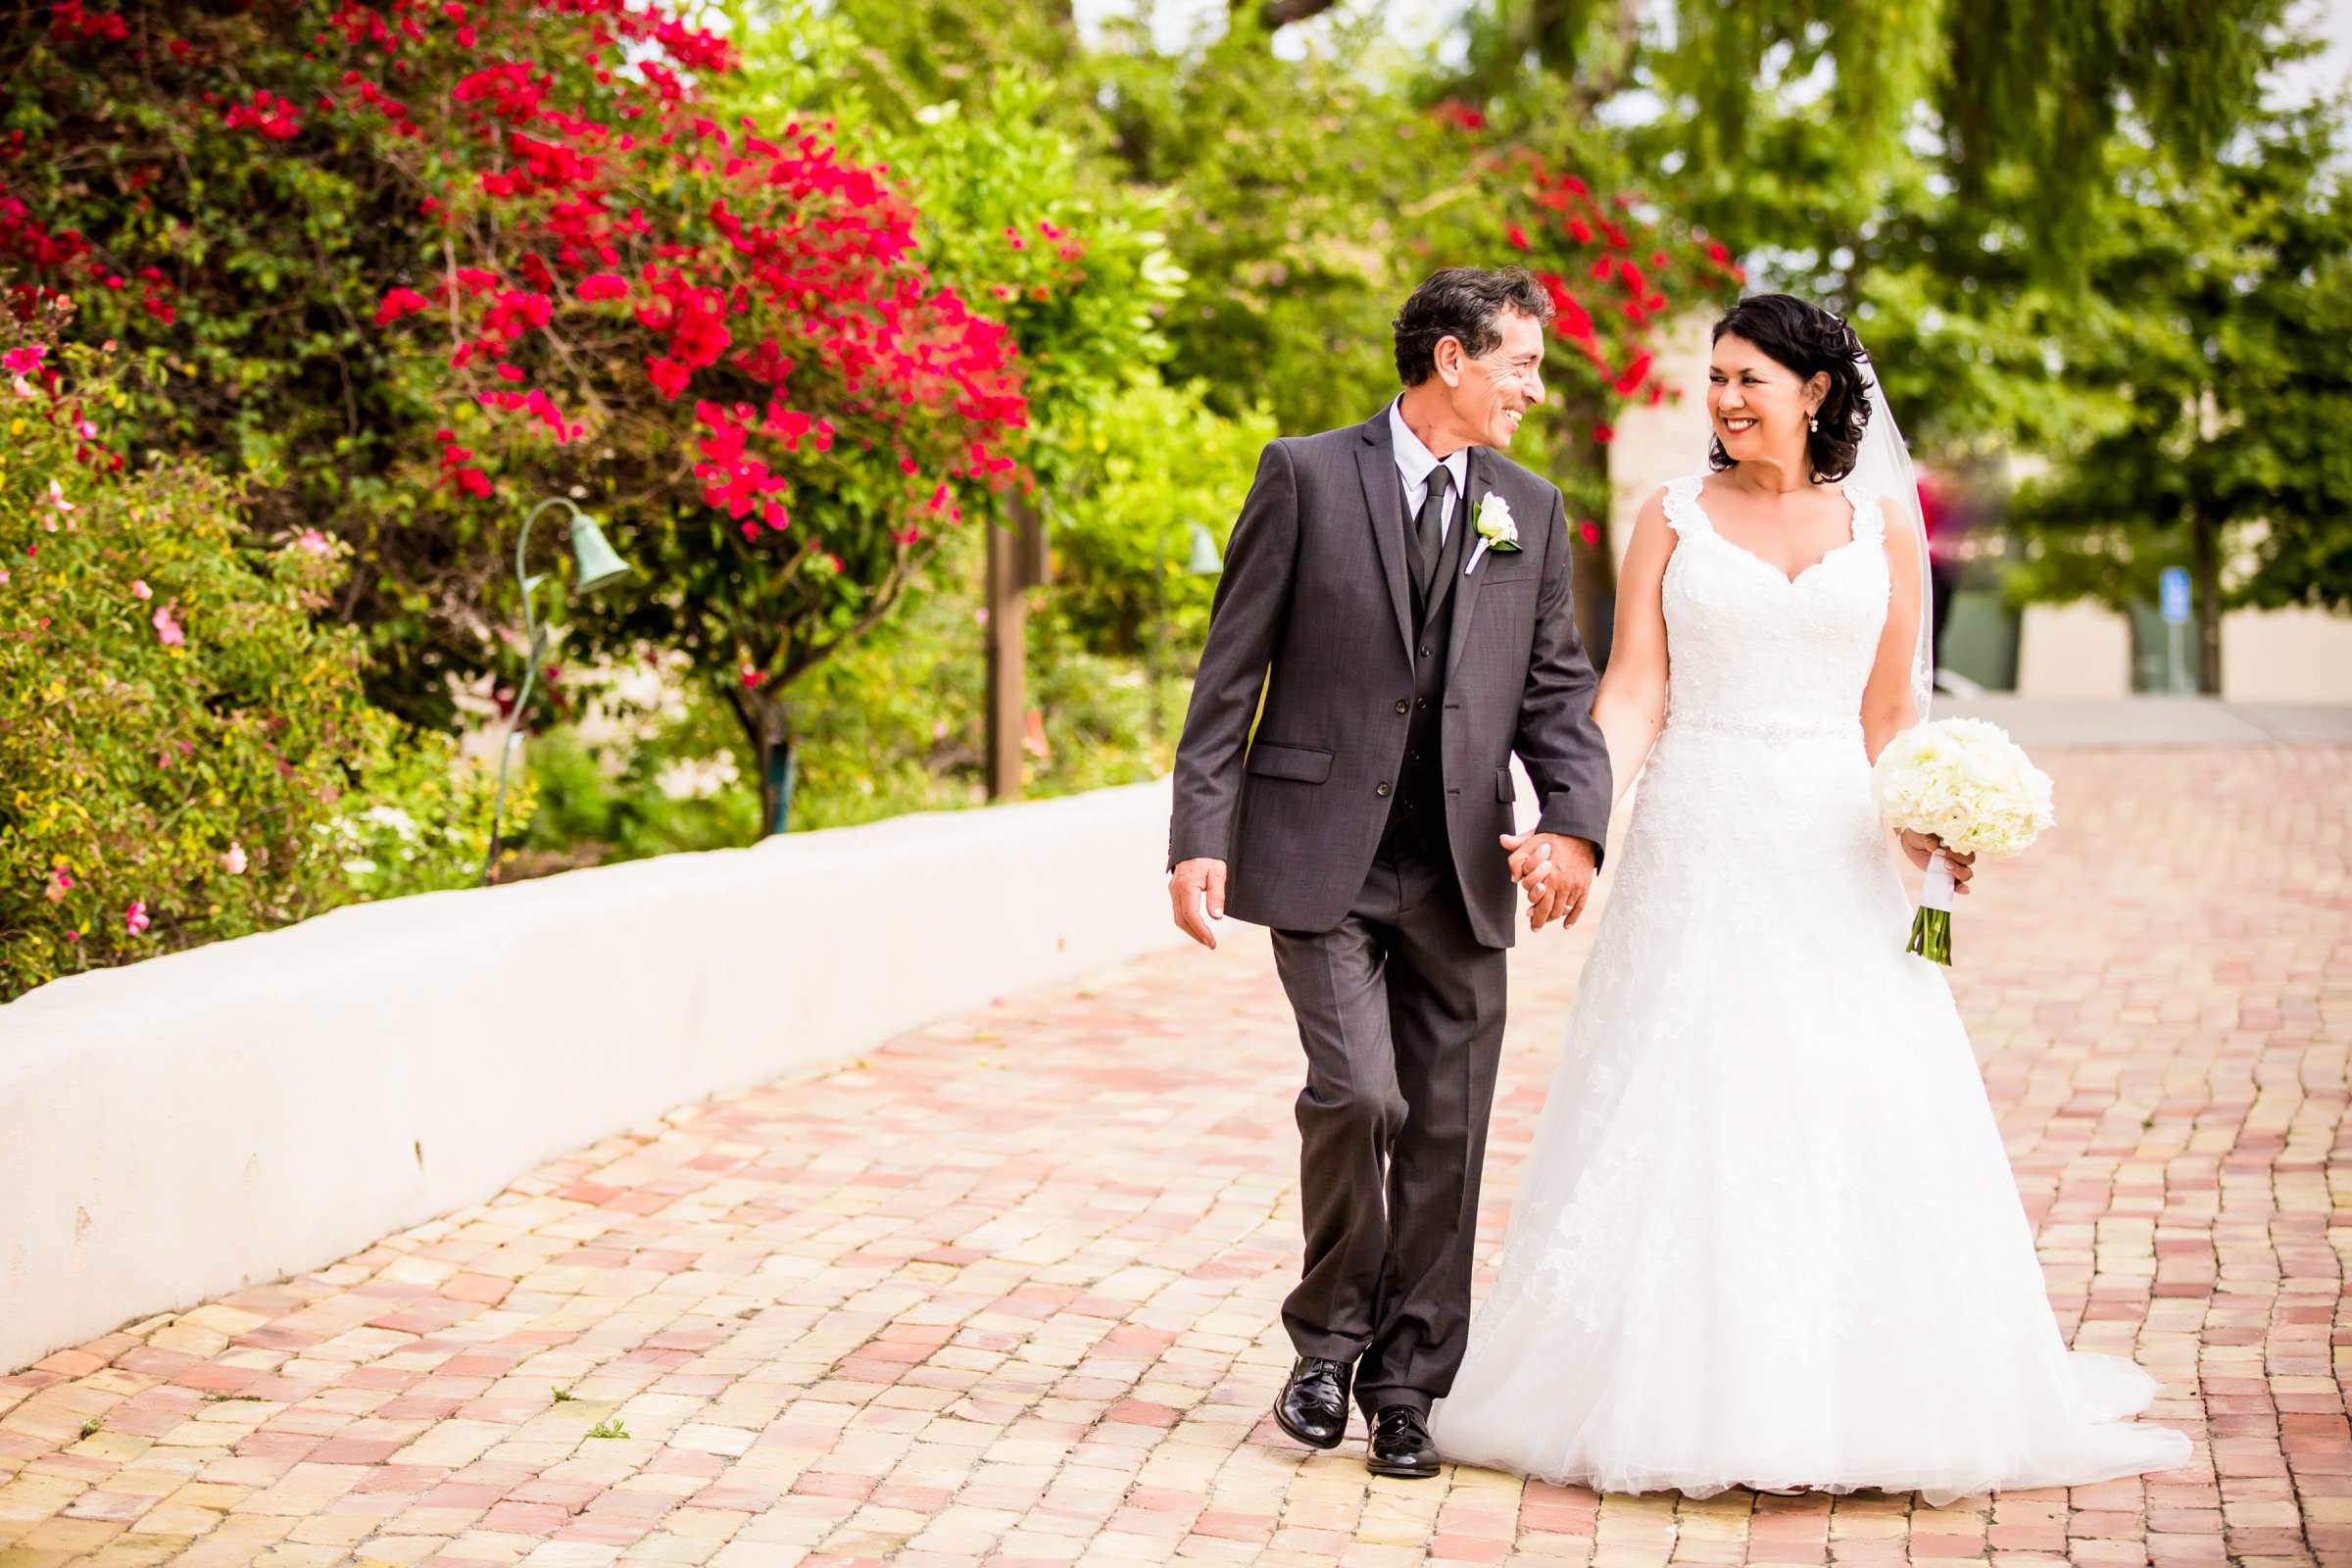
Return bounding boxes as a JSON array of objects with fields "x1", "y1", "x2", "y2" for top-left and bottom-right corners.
[
  {"x1": 1842, "y1": 481, "x2": 1886, "y2": 544},
  {"x1": 1659, "y1": 473, "x2": 1713, "y2": 538}
]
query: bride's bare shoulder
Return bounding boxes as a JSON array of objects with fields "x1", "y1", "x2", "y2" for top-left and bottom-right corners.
[{"x1": 1619, "y1": 485, "x2": 1683, "y2": 581}]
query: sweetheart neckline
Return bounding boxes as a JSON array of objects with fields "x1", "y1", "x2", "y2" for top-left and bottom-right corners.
[{"x1": 1679, "y1": 480, "x2": 1871, "y2": 588}]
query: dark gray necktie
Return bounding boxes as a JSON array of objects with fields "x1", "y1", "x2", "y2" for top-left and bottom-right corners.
[{"x1": 1414, "y1": 465, "x2": 1454, "y2": 603}]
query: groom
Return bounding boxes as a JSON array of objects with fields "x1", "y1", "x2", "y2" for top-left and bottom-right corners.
[{"x1": 1166, "y1": 267, "x2": 1612, "y2": 1478}]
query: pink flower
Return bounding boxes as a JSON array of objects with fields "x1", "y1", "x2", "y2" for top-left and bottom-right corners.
[
  {"x1": 11, "y1": 375, "x2": 33, "y2": 399},
  {"x1": 0, "y1": 568, "x2": 10, "y2": 586},
  {"x1": 124, "y1": 901, "x2": 150, "y2": 936},
  {"x1": 1, "y1": 345, "x2": 44, "y2": 376},
  {"x1": 74, "y1": 417, "x2": 97, "y2": 440},
  {"x1": 47, "y1": 478, "x2": 73, "y2": 514},
  {"x1": 221, "y1": 843, "x2": 249, "y2": 876},
  {"x1": 152, "y1": 605, "x2": 185, "y2": 646},
  {"x1": 130, "y1": 578, "x2": 151, "y2": 600},
  {"x1": 44, "y1": 868, "x2": 74, "y2": 904},
  {"x1": 295, "y1": 528, "x2": 332, "y2": 557}
]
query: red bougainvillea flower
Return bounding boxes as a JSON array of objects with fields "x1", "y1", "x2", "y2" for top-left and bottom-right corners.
[
  {"x1": 1, "y1": 345, "x2": 42, "y2": 375},
  {"x1": 124, "y1": 901, "x2": 150, "y2": 936},
  {"x1": 223, "y1": 90, "x2": 304, "y2": 140}
]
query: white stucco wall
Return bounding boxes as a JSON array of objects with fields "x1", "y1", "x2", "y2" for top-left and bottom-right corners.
[{"x1": 0, "y1": 780, "x2": 1185, "y2": 1375}]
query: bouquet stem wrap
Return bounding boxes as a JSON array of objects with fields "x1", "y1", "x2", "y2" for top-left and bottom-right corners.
[{"x1": 1908, "y1": 850, "x2": 1956, "y2": 965}]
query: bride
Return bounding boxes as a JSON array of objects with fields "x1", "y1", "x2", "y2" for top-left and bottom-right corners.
[{"x1": 1428, "y1": 295, "x2": 2191, "y2": 1501}]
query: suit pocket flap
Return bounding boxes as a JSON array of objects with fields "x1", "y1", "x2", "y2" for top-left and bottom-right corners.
[
  {"x1": 1246, "y1": 742, "x2": 1334, "y2": 784},
  {"x1": 1496, "y1": 767, "x2": 1517, "y2": 802}
]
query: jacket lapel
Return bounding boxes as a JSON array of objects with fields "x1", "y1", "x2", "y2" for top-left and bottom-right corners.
[
  {"x1": 1353, "y1": 410, "x2": 1415, "y2": 662},
  {"x1": 1444, "y1": 448, "x2": 1493, "y2": 686}
]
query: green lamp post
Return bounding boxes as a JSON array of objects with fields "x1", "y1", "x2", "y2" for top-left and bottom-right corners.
[
  {"x1": 1150, "y1": 520, "x2": 1224, "y2": 747},
  {"x1": 479, "y1": 497, "x2": 633, "y2": 884}
]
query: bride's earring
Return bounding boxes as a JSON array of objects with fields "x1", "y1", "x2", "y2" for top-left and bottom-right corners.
[{"x1": 1807, "y1": 413, "x2": 1820, "y2": 432}]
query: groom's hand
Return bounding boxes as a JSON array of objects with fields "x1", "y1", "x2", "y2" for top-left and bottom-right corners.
[
  {"x1": 1501, "y1": 831, "x2": 1596, "y2": 930},
  {"x1": 1169, "y1": 858, "x2": 1230, "y2": 949}
]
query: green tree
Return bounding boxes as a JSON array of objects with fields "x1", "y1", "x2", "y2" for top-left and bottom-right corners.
[
  {"x1": 2007, "y1": 97, "x2": 2352, "y2": 692},
  {"x1": 1480, "y1": 0, "x2": 2289, "y2": 256}
]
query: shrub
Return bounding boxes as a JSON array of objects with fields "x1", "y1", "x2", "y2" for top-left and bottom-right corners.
[{"x1": 0, "y1": 320, "x2": 517, "y2": 1001}]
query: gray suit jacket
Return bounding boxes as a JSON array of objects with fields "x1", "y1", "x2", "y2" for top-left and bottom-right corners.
[{"x1": 1168, "y1": 406, "x2": 1613, "y2": 950}]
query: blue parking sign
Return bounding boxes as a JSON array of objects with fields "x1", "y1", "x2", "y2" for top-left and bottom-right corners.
[{"x1": 2160, "y1": 567, "x2": 2191, "y2": 625}]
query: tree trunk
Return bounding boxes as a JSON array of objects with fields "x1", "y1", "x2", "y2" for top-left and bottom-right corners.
[
  {"x1": 984, "y1": 518, "x2": 1028, "y2": 802},
  {"x1": 1237, "y1": 0, "x2": 1340, "y2": 28},
  {"x1": 1554, "y1": 395, "x2": 1618, "y2": 664},
  {"x1": 2191, "y1": 508, "x2": 2223, "y2": 697},
  {"x1": 726, "y1": 683, "x2": 797, "y2": 835}
]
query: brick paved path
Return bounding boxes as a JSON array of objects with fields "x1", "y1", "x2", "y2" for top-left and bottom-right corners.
[{"x1": 1, "y1": 749, "x2": 2344, "y2": 1568}]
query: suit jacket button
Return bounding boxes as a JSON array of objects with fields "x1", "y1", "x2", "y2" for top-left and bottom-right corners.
[
  {"x1": 1375, "y1": 782, "x2": 1392, "y2": 797},
  {"x1": 1395, "y1": 699, "x2": 1409, "y2": 714},
  {"x1": 1418, "y1": 645, "x2": 1432, "y2": 660}
]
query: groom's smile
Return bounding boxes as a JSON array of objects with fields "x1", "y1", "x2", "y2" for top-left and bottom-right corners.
[{"x1": 1463, "y1": 309, "x2": 1546, "y2": 449}]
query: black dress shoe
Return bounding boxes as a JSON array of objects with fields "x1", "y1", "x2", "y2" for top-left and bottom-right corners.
[
  {"x1": 1366, "y1": 1404, "x2": 1440, "y2": 1479},
  {"x1": 1272, "y1": 1355, "x2": 1351, "y2": 1449}
]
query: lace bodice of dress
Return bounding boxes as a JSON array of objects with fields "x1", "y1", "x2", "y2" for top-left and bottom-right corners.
[{"x1": 1659, "y1": 474, "x2": 1889, "y2": 738}]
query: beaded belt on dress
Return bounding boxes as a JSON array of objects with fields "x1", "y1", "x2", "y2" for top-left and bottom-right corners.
[{"x1": 1665, "y1": 711, "x2": 1863, "y2": 743}]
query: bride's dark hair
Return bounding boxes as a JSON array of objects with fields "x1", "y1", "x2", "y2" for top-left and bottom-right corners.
[{"x1": 1707, "y1": 295, "x2": 1874, "y2": 482}]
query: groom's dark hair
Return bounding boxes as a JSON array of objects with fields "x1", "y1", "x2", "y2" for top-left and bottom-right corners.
[{"x1": 1393, "y1": 267, "x2": 1554, "y2": 387}]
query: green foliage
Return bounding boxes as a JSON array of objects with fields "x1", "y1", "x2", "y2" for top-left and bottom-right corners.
[
  {"x1": 880, "y1": 74, "x2": 1190, "y2": 497},
  {"x1": 0, "y1": 326, "x2": 520, "y2": 1001},
  {"x1": 775, "y1": 528, "x2": 1190, "y2": 829},
  {"x1": 1605, "y1": 0, "x2": 2291, "y2": 267},
  {"x1": 1092, "y1": 15, "x2": 1445, "y2": 437},
  {"x1": 2005, "y1": 98, "x2": 2352, "y2": 684},
  {"x1": 518, "y1": 682, "x2": 762, "y2": 869},
  {"x1": 0, "y1": 6, "x2": 468, "y2": 723},
  {"x1": 1039, "y1": 374, "x2": 1277, "y2": 656}
]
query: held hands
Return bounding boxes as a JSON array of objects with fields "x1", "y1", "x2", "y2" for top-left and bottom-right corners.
[
  {"x1": 1898, "y1": 830, "x2": 1977, "y2": 895},
  {"x1": 1169, "y1": 857, "x2": 1229, "y2": 949},
  {"x1": 1500, "y1": 830, "x2": 1597, "y2": 930}
]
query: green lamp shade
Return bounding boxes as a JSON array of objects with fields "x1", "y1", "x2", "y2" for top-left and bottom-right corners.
[
  {"x1": 1186, "y1": 521, "x2": 1224, "y2": 576},
  {"x1": 568, "y1": 511, "x2": 632, "y2": 593}
]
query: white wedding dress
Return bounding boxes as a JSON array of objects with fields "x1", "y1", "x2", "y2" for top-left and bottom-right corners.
[{"x1": 1428, "y1": 474, "x2": 2191, "y2": 1502}]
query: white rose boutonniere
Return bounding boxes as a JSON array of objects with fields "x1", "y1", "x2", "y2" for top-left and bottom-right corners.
[{"x1": 1464, "y1": 492, "x2": 1521, "y2": 575}]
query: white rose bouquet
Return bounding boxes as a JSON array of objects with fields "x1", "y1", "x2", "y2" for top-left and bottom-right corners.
[{"x1": 1870, "y1": 717, "x2": 2055, "y2": 965}]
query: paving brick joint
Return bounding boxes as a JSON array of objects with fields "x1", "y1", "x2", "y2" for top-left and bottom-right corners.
[{"x1": 0, "y1": 747, "x2": 2344, "y2": 1568}]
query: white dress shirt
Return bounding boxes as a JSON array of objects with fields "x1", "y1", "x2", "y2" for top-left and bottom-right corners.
[{"x1": 1389, "y1": 397, "x2": 1469, "y2": 545}]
